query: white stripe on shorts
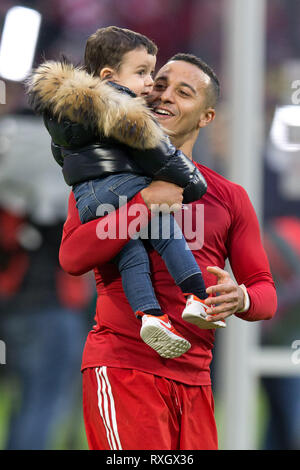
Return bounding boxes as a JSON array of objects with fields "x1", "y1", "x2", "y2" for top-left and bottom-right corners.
[{"x1": 95, "y1": 367, "x2": 122, "y2": 450}]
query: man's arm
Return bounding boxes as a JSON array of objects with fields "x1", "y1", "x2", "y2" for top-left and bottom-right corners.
[
  {"x1": 59, "y1": 191, "x2": 150, "y2": 275},
  {"x1": 59, "y1": 181, "x2": 184, "y2": 275},
  {"x1": 204, "y1": 185, "x2": 277, "y2": 323}
]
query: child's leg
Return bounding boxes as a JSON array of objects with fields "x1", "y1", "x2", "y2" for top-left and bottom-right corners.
[
  {"x1": 114, "y1": 239, "x2": 191, "y2": 358},
  {"x1": 74, "y1": 175, "x2": 161, "y2": 309},
  {"x1": 149, "y1": 213, "x2": 208, "y2": 300},
  {"x1": 74, "y1": 174, "x2": 166, "y2": 315},
  {"x1": 114, "y1": 238, "x2": 162, "y2": 315}
]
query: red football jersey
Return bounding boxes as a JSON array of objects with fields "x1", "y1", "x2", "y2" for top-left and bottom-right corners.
[{"x1": 59, "y1": 163, "x2": 277, "y2": 385}]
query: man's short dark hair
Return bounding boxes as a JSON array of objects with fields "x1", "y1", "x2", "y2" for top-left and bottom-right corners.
[
  {"x1": 169, "y1": 53, "x2": 220, "y2": 108},
  {"x1": 84, "y1": 26, "x2": 158, "y2": 77}
]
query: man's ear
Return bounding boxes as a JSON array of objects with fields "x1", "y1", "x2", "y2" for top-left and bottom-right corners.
[
  {"x1": 99, "y1": 67, "x2": 115, "y2": 81},
  {"x1": 198, "y1": 108, "x2": 216, "y2": 129}
]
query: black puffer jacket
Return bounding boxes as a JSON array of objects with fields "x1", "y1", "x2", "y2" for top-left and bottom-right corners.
[{"x1": 27, "y1": 61, "x2": 207, "y2": 204}]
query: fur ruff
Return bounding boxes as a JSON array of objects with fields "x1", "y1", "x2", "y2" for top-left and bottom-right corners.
[{"x1": 26, "y1": 60, "x2": 165, "y2": 150}]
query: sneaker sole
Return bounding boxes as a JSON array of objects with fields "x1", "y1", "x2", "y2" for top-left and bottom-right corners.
[
  {"x1": 182, "y1": 311, "x2": 226, "y2": 329},
  {"x1": 140, "y1": 325, "x2": 191, "y2": 359}
]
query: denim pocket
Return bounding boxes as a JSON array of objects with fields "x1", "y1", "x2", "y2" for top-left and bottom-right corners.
[
  {"x1": 73, "y1": 181, "x2": 101, "y2": 223},
  {"x1": 73, "y1": 181, "x2": 93, "y2": 204},
  {"x1": 109, "y1": 174, "x2": 151, "y2": 200},
  {"x1": 79, "y1": 205, "x2": 95, "y2": 224}
]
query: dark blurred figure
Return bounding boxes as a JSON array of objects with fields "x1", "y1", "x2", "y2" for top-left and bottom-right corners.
[
  {"x1": 0, "y1": 208, "x2": 92, "y2": 450},
  {"x1": 261, "y1": 217, "x2": 300, "y2": 450},
  {"x1": 262, "y1": 105, "x2": 300, "y2": 449},
  {"x1": 0, "y1": 109, "x2": 93, "y2": 450}
]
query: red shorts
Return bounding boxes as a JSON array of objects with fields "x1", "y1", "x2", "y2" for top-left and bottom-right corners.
[{"x1": 82, "y1": 366, "x2": 218, "y2": 450}]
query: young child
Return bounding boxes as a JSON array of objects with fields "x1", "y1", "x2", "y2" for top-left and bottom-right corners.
[{"x1": 27, "y1": 26, "x2": 225, "y2": 360}]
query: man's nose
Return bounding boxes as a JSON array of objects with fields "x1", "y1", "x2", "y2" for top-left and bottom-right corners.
[{"x1": 160, "y1": 86, "x2": 174, "y2": 103}]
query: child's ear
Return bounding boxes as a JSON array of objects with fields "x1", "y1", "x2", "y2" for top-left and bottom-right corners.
[{"x1": 99, "y1": 67, "x2": 115, "y2": 80}]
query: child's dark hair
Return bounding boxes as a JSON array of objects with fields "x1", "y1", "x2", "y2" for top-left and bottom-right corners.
[{"x1": 84, "y1": 26, "x2": 158, "y2": 76}]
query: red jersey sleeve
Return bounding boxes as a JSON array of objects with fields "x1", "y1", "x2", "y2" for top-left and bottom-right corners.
[
  {"x1": 226, "y1": 185, "x2": 277, "y2": 321},
  {"x1": 59, "y1": 191, "x2": 152, "y2": 275}
]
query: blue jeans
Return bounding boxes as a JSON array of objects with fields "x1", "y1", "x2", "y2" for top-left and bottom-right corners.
[{"x1": 73, "y1": 173, "x2": 201, "y2": 313}]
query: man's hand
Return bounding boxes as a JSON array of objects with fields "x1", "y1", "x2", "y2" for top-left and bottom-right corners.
[
  {"x1": 141, "y1": 180, "x2": 183, "y2": 213},
  {"x1": 204, "y1": 266, "x2": 245, "y2": 322}
]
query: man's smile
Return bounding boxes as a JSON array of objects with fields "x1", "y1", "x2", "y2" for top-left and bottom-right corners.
[{"x1": 151, "y1": 105, "x2": 175, "y2": 120}]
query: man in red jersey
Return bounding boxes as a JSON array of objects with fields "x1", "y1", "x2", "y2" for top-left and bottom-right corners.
[{"x1": 59, "y1": 53, "x2": 277, "y2": 450}]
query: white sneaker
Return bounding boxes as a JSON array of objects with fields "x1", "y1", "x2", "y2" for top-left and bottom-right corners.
[
  {"x1": 182, "y1": 295, "x2": 226, "y2": 329},
  {"x1": 139, "y1": 313, "x2": 191, "y2": 359}
]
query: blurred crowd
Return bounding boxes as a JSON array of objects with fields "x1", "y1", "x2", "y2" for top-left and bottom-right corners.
[{"x1": 0, "y1": 0, "x2": 300, "y2": 450}]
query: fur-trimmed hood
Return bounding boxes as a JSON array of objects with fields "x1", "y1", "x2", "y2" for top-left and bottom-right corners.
[{"x1": 26, "y1": 60, "x2": 165, "y2": 150}]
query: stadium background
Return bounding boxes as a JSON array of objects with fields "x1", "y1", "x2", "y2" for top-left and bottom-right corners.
[{"x1": 0, "y1": 0, "x2": 300, "y2": 450}]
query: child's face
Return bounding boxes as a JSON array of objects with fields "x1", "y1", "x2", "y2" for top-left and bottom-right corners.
[{"x1": 110, "y1": 47, "x2": 156, "y2": 97}]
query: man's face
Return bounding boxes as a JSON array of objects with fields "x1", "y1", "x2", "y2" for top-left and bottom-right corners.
[{"x1": 147, "y1": 60, "x2": 214, "y2": 141}]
